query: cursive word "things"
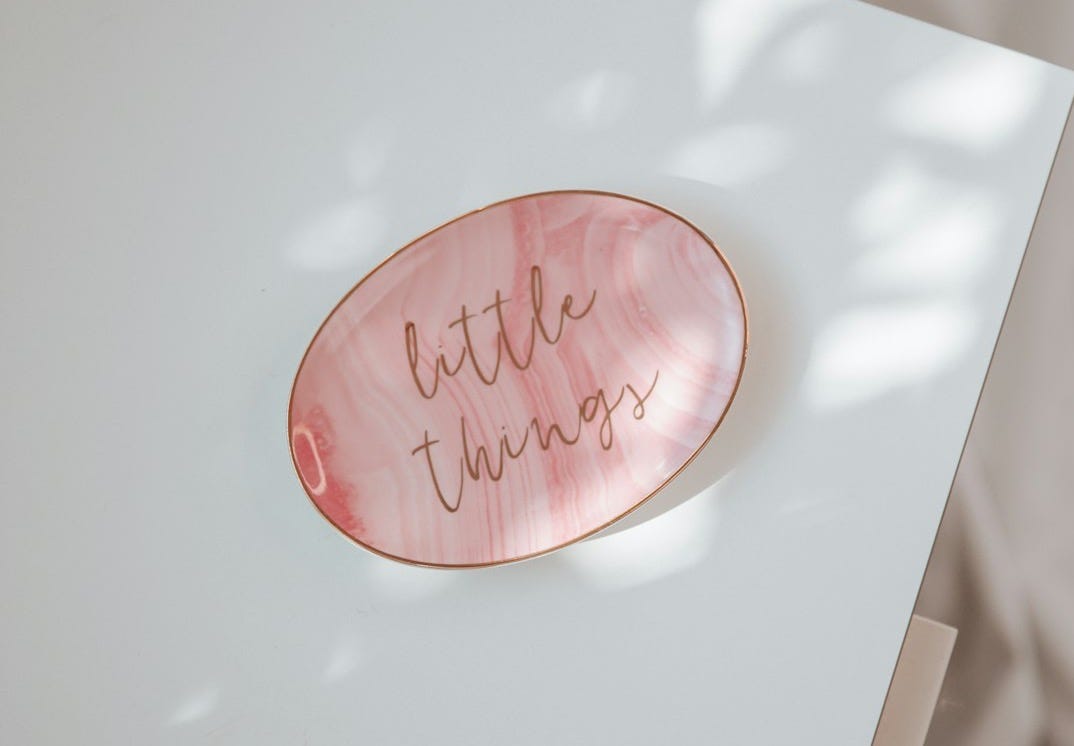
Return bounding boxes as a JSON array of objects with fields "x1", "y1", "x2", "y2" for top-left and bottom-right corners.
[{"x1": 411, "y1": 370, "x2": 659, "y2": 513}]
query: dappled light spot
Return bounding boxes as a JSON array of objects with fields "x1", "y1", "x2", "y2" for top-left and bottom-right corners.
[
  {"x1": 565, "y1": 484, "x2": 720, "y2": 590},
  {"x1": 886, "y1": 48, "x2": 1046, "y2": 150},
  {"x1": 774, "y1": 18, "x2": 839, "y2": 84},
  {"x1": 323, "y1": 637, "x2": 363, "y2": 683},
  {"x1": 853, "y1": 195, "x2": 1001, "y2": 291},
  {"x1": 285, "y1": 198, "x2": 388, "y2": 271},
  {"x1": 166, "y1": 685, "x2": 219, "y2": 726},
  {"x1": 805, "y1": 301, "x2": 976, "y2": 410},
  {"x1": 695, "y1": 0, "x2": 823, "y2": 108},
  {"x1": 346, "y1": 119, "x2": 396, "y2": 188},
  {"x1": 666, "y1": 124, "x2": 791, "y2": 186},
  {"x1": 546, "y1": 70, "x2": 635, "y2": 131}
]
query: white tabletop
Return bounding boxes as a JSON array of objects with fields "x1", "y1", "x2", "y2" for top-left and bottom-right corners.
[{"x1": 2, "y1": 1, "x2": 1071, "y2": 743}]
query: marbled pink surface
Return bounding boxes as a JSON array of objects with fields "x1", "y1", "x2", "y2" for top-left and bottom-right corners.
[{"x1": 289, "y1": 191, "x2": 746, "y2": 566}]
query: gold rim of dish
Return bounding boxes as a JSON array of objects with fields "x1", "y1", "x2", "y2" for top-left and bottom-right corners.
[{"x1": 287, "y1": 189, "x2": 750, "y2": 569}]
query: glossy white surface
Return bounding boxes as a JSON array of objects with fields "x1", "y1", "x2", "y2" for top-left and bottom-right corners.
[{"x1": 1, "y1": 1, "x2": 1070, "y2": 744}]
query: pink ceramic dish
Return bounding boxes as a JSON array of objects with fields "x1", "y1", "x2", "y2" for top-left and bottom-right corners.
[{"x1": 288, "y1": 191, "x2": 747, "y2": 567}]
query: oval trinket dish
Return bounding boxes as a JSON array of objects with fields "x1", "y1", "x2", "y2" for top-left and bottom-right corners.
[{"x1": 288, "y1": 190, "x2": 747, "y2": 567}]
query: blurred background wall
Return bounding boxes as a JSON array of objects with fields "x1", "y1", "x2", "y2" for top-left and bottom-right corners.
[{"x1": 865, "y1": 1, "x2": 1074, "y2": 744}]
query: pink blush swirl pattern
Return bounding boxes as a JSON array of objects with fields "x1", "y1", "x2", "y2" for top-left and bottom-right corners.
[{"x1": 288, "y1": 191, "x2": 747, "y2": 567}]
